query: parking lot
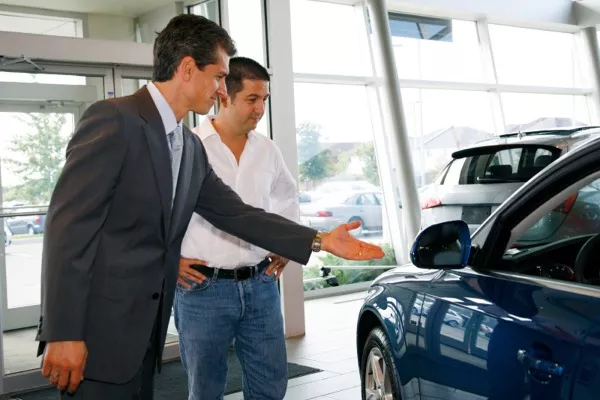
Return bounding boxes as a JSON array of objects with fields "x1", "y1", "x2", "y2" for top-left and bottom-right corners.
[{"x1": 4, "y1": 236, "x2": 43, "y2": 309}]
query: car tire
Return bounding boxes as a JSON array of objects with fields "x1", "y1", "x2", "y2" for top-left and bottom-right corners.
[
  {"x1": 448, "y1": 320, "x2": 459, "y2": 327},
  {"x1": 27, "y1": 226, "x2": 34, "y2": 235},
  {"x1": 349, "y1": 217, "x2": 364, "y2": 237},
  {"x1": 361, "y1": 326, "x2": 402, "y2": 400}
]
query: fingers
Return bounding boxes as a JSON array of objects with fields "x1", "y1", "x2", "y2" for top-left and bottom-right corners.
[
  {"x1": 56, "y1": 367, "x2": 70, "y2": 391},
  {"x1": 275, "y1": 267, "x2": 284, "y2": 280},
  {"x1": 182, "y1": 268, "x2": 207, "y2": 284},
  {"x1": 180, "y1": 257, "x2": 207, "y2": 267},
  {"x1": 350, "y1": 242, "x2": 385, "y2": 260},
  {"x1": 266, "y1": 260, "x2": 278, "y2": 276},
  {"x1": 41, "y1": 352, "x2": 52, "y2": 378},
  {"x1": 360, "y1": 242, "x2": 385, "y2": 252},
  {"x1": 179, "y1": 258, "x2": 208, "y2": 284},
  {"x1": 346, "y1": 220, "x2": 362, "y2": 230},
  {"x1": 177, "y1": 276, "x2": 191, "y2": 288},
  {"x1": 68, "y1": 365, "x2": 84, "y2": 393},
  {"x1": 42, "y1": 342, "x2": 87, "y2": 394},
  {"x1": 266, "y1": 256, "x2": 289, "y2": 277}
]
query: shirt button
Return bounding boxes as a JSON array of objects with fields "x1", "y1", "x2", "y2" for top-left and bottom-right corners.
[{"x1": 152, "y1": 293, "x2": 160, "y2": 300}]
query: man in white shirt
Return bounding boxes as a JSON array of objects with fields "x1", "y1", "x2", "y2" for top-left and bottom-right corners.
[{"x1": 174, "y1": 57, "x2": 296, "y2": 400}]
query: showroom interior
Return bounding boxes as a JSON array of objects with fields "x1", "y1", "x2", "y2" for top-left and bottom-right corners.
[{"x1": 1, "y1": 0, "x2": 600, "y2": 398}]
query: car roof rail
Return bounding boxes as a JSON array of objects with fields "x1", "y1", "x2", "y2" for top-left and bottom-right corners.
[{"x1": 498, "y1": 126, "x2": 600, "y2": 139}]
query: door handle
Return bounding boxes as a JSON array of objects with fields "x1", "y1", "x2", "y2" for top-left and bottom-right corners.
[{"x1": 517, "y1": 349, "x2": 564, "y2": 381}]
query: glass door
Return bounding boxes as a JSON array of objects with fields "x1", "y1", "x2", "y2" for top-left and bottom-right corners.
[
  {"x1": 0, "y1": 66, "x2": 110, "y2": 382},
  {"x1": 0, "y1": 106, "x2": 79, "y2": 332}
]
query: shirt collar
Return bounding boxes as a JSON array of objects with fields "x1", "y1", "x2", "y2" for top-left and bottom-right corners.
[
  {"x1": 146, "y1": 81, "x2": 183, "y2": 135},
  {"x1": 192, "y1": 115, "x2": 259, "y2": 144}
]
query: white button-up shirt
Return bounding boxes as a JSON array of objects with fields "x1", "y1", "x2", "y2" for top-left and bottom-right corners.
[
  {"x1": 146, "y1": 82, "x2": 184, "y2": 142},
  {"x1": 180, "y1": 117, "x2": 300, "y2": 268}
]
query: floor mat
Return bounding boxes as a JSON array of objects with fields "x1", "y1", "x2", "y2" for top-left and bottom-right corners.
[{"x1": 12, "y1": 354, "x2": 321, "y2": 399}]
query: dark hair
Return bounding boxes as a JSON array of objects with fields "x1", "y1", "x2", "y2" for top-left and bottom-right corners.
[
  {"x1": 226, "y1": 57, "x2": 270, "y2": 100},
  {"x1": 153, "y1": 14, "x2": 237, "y2": 82}
]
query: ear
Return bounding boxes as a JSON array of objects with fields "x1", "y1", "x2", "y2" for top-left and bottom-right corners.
[{"x1": 178, "y1": 56, "x2": 196, "y2": 82}]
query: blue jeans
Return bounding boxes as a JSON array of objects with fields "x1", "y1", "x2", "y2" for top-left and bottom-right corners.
[{"x1": 173, "y1": 267, "x2": 287, "y2": 400}]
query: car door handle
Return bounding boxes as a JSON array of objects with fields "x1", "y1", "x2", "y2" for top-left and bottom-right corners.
[{"x1": 517, "y1": 349, "x2": 564, "y2": 378}]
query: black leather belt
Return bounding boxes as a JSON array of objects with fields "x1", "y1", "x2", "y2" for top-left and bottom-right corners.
[{"x1": 191, "y1": 258, "x2": 270, "y2": 281}]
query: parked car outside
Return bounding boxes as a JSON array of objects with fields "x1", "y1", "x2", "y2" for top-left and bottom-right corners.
[
  {"x1": 299, "y1": 190, "x2": 384, "y2": 236},
  {"x1": 420, "y1": 126, "x2": 600, "y2": 233},
  {"x1": 357, "y1": 132, "x2": 600, "y2": 400},
  {"x1": 6, "y1": 213, "x2": 45, "y2": 235}
]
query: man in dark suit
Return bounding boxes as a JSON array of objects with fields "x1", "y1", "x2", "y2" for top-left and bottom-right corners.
[{"x1": 36, "y1": 14, "x2": 384, "y2": 399}]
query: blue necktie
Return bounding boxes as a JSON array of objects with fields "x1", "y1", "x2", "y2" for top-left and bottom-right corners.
[{"x1": 167, "y1": 126, "x2": 183, "y2": 205}]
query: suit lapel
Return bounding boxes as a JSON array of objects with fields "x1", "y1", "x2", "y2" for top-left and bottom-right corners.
[
  {"x1": 169, "y1": 129, "x2": 194, "y2": 242},
  {"x1": 135, "y1": 87, "x2": 172, "y2": 237}
]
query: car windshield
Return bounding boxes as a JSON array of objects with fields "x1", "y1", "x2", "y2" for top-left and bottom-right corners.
[{"x1": 513, "y1": 179, "x2": 600, "y2": 247}]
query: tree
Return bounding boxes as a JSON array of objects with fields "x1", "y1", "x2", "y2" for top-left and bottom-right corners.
[
  {"x1": 356, "y1": 142, "x2": 380, "y2": 186},
  {"x1": 296, "y1": 122, "x2": 322, "y2": 165},
  {"x1": 4, "y1": 113, "x2": 69, "y2": 204},
  {"x1": 296, "y1": 122, "x2": 333, "y2": 184}
]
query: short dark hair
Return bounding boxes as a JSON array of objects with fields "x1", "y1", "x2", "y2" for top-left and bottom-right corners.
[
  {"x1": 226, "y1": 57, "x2": 270, "y2": 100},
  {"x1": 153, "y1": 14, "x2": 237, "y2": 82}
]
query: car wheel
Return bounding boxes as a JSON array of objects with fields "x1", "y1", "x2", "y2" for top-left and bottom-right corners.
[
  {"x1": 27, "y1": 226, "x2": 35, "y2": 235},
  {"x1": 349, "y1": 217, "x2": 364, "y2": 237},
  {"x1": 361, "y1": 327, "x2": 401, "y2": 400},
  {"x1": 448, "y1": 320, "x2": 459, "y2": 327}
]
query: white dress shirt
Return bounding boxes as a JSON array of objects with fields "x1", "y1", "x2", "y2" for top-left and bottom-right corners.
[
  {"x1": 180, "y1": 117, "x2": 300, "y2": 268},
  {"x1": 145, "y1": 82, "x2": 184, "y2": 142}
]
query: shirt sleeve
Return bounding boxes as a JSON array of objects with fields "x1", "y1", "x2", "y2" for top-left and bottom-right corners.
[{"x1": 270, "y1": 146, "x2": 300, "y2": 223}]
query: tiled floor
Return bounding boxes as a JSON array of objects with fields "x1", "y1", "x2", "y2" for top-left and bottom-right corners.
[
  {"x1": 228, "y1": 291, "x2": 366, "y2": 400},
  {"x1": 2, "y1": 291, "x2": 367, "y2": 400}
]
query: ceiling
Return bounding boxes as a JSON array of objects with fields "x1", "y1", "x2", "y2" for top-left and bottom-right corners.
[
  {"x1": 0, "y1": 0, "x2": 178, "y2": 17},
  {"x1": 576, "y1": 0, "x2": 600, "y2": 12}
]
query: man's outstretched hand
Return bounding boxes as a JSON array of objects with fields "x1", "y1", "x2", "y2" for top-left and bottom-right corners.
[{"x1": 321, "y1": 220, "x2": 385, "y2": 260}]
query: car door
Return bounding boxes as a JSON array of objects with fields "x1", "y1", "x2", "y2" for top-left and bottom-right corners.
[
  {"x1": 414, "y1": 166, "x2": 600, "y2": 399},
  {"x1": 356, "y1": 193, "x2": 380, "y2": 229},
  {"x1": 418, "y1": 269, "x2": 590, "y2": 400}
]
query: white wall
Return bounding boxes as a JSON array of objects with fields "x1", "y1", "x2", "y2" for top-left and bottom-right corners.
[
  {"x1": 137, "y1": 2, "x2": 184, "y2": 43},
  {"x1": 85, "y1": 14, "x2": 136, "y2": 41}
]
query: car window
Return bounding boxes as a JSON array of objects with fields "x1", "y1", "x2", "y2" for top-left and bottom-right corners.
[
  {"x1": 356, "y1": 195, "x2": 376, "y2": 206},
  {"x1": 482, "y1": 148, "x2": 521, "y2": 180},
  {"x1": 452, "y1": 146, "x2": 560, "y2": 185},
  {"x1": 514, "y1": 178, "x2": 600, "y2": 245},
  {"x1": 443, "y1": 158, "x2": 466, "y2": 185},
  {"x1": 433, "y1": 163, "x2": 450, "y2": 184}
]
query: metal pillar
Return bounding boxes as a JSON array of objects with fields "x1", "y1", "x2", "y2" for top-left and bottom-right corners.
[
  {"x1": 365, "y1": 0, "x2": 421, "y2": 246},
  {"x1": 582, "y1": 27, "x2": 600, "y2": 124}
]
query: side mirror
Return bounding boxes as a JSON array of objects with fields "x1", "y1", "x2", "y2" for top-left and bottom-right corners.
[{"x1": 410, "y1": 220, "x2": 471, "y2": 269}]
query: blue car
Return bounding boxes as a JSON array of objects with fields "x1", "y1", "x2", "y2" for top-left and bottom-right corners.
[{"x1": 357, "y1": 134, "x2": 600, "y2": 400}]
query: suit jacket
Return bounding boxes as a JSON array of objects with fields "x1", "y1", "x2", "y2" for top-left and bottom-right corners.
[{"x1": 36, "y1": 87, "x2": 316, "y2": 384}]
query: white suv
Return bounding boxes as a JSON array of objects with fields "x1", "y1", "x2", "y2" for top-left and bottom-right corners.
[{"x1": 419, "y1": 126, "x2": 600, "y2": 232}]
